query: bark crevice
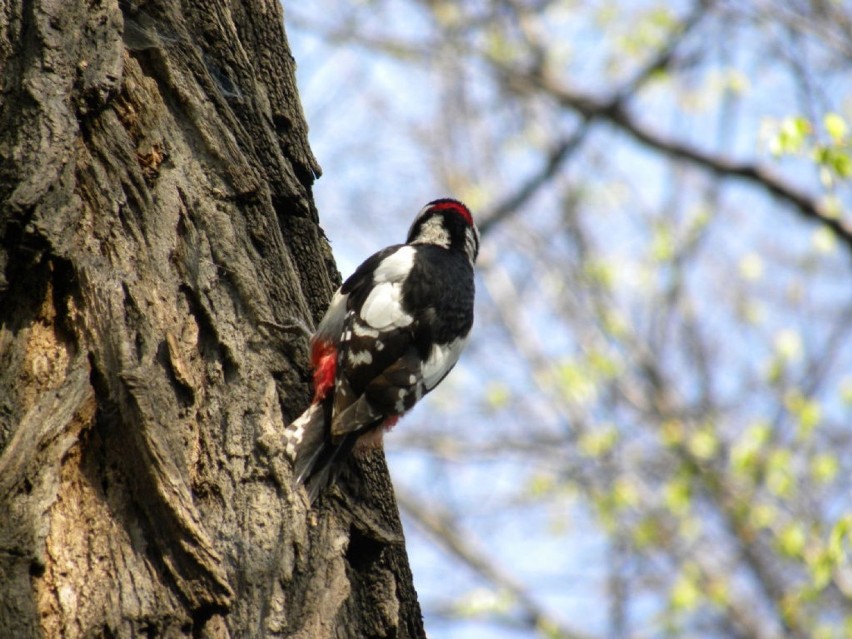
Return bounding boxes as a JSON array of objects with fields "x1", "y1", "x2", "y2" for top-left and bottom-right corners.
[{"x1": 0, "y1": 0, "x2": 425, "y2": 637}]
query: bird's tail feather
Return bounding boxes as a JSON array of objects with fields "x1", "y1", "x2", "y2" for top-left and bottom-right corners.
[
  {"x1": 301, "y1": 434, "x2": 360, "y2": 502},
  {"x1": 288, "y1": 403, "x2": 327, "y2": 485},
  {"x1": 287, "y1": 400, "x2": 358, "y2": 503},
  {"x1": 288, "y1": 402, "x2": 389, "y2": 502}
]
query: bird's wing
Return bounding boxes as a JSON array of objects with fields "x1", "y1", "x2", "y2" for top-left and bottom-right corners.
[{"x1": 328, "y1": 246, "x2": 426, "y2": 440}]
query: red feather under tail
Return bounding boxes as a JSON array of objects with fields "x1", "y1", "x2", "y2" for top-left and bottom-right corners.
[{"x1": 311, "y1": 339, "x2": 337, "y2": 402}]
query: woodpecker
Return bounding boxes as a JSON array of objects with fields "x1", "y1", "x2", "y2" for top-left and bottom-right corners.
[{"x1": 284, "y1": 198, "x2": 479, "y2": 502}]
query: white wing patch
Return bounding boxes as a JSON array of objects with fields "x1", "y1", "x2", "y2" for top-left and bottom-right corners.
[
  {"x1": 422, "y1": 336, "x2": 468, "y2": 391},
  {"x1": 374, "y1": 246, "x2": 416, "y2": 282},
  {"x1": 360, "y1": 282, "x2": 413, "y2": 329},
  {"x1": 359, "y1": 247, "x2": 417, "y2": 330}
]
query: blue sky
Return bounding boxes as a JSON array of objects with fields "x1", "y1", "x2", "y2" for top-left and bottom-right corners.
[{"x1": 285, "y1": 2, "x2": 852, "y2": 636}]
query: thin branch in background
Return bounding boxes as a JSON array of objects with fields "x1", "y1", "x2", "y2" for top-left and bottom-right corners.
[
  {"x1": 479, "y1": 0, "x2": 852, "y2": 254},
  {"x1": 478, "y1": 126, "x2": 589, "y2": 235},
  {"x1": 291, "y1": 3, "x2": 852, "y2": 637},
  {"x1": 617, "y1": 0, "x2": 715, "y2": 100},
  {"x1": 396, "y1": 486, "x2": 595, "y2": 639},
  {"x1": 607, "y1": 519, "x2": 629, "y2": 638},
  {"x1": 479, "y1": 0, "x2": 711, "y2": 237},
  {"x1": 634, "y1": 345, "x2": 814, "y2": 639},
  {"x1": 500, "y1": 64, "x2": 852, "y2": 254}
]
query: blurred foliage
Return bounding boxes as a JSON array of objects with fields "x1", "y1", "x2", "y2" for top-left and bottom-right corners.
[{"x1": 289, "y1": 0, "x2": 852, "y2": 637}]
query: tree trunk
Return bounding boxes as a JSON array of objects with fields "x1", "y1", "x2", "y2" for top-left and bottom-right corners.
[{"x1": 0, "y1": 1, "x2": 426, "y2": 637}]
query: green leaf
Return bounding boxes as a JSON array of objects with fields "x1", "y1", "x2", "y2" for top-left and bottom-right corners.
[
  {"x1": 785, "y1": 391, "x2": 822, "y2": 438},
  {"x1": 778, "y1": 522, "x2": 806, "y2": 558},
  {"x1": 601, "y1": 308, "x2": 629, "y2": 338},
  {"x1": 811, "y1": 453, "x2": 839, "y2": 484},
  {"x1": 587, "y1": 349, "x2": 621, "y2": 379},
  {"x1": 633, "y1": 516, "x2": 662, "y2": 548},
  {"x1": 583, "y1": 259, "x2": 615, "y2": 289},
  {"x1": 483, "y1": 26, "x2": 520, "y2": 65},
  {"x1": 613, "y1": 476, "x2": 638, "y2": 509},
  {"x1": 536, "y1": 618, "x2": 565, "y2": 639},
  {"x1": 664, "y1": 476, "x2": 692, "y2": 516},
  {"x1": 527, "y1": 474, "x2": 556, "y2": 497},
  {"x1": 730, "y1": 421, "x2": 771, "y2": 478},
  {"x1": 824, "y1": 112, "x2": 848, "y2": 144},
  {"x1": 829, "y1": 515, "x2": 852, "y2": 558},
  {"x1": 454, "y1": 588, "x2": 513, "y2": 618},
  {"x1": 821, "y1": 194, "x2": 844, "y2": 219},
  {"x1": 688, "y1": 427, "x2": 719, "y2": 460},
  {"x1": 774, "y1": 329, "x2": 803, "y2": 362},
  {"x1": 484, "y1": 382, "x2": 511, "y2": 412},
  {"x1": 812, "y1": 227, "x2": 838, "y2": 254},
  {"x1": 809, "y1": 549, "x2": 835, "y2": 591},
  {"x1": 578, "y1": 426, "x2": 618, "y2": 457},
  {"x1": 661, "y1": 419, "x2": 684, "y2": 446},
  {"x1": 767, "y1": 116, "x2": 811, "y2": 156},
  {"x1": 554, "y1": 359, "x2": 598, "y2": 405},
  {"x1": 738, "y1": 253, "x2": 764, "y2": 281},
  {"x1": 766, "y1": 448, "x2": 795, "y2": 498},
  {"x1": 749, "y1": 503, "x2": 778, "y2": 530},
  {"x1": 651, "y1": 224, "x2": 676, "y2": 262},
  {"x1": 814, "y1": 145, "x2": 852, "y2": 179},
  {"x1": 670, "y1": 569, "x2": 701, "y2": 611}
]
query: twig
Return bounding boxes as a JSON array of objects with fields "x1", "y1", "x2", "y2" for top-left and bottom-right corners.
[
  {"x1": 396, "y1": 486, "x2": 595, "y2": 639},
  {"x1": 498, "y1": 65, "x2": 852, "y2": 254}
]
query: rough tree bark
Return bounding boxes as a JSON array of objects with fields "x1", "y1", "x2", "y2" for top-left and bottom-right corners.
[{"x1": 0, "y1": 1, "x2": 426, "y2": 637}]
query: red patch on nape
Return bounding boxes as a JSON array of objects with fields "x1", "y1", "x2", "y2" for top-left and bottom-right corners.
[
  {"x1": 310, "y1": 340, "x2": 337, "y2": 402},
  {"x1": 430, "y1": 198, "x2": 473, "y2": 227}
]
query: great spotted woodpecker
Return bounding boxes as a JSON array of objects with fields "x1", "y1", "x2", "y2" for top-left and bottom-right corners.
[{"x1": 285, "y1": 199, "x2": 479, "y2": 502}]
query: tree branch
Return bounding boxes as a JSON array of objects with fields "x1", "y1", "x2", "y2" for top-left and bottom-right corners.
[
  {"x1": 498, "y1": 65, "x2": 852, "y2": 255},
  {"x1": 478, "y1": 126, "x2": 589, "y2": 235},
  {"x1": 479, "y1": 0, "x2": 713, "y2": 237},
  {"x1": 395, "y1": 487, "x2": 595, "y2": 639}
]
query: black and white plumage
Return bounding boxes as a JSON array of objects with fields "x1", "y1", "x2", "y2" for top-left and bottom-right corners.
[{"x1": 285, "y1": 199, "x2": 479, "y2": 502}]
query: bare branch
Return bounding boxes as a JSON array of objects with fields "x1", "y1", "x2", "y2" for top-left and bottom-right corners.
[
  {"x1": 497, "y1": 65, "x2": 852, "y2": 255},
  {"x1": 479, "y1": 0, "x2": 713, "y2": 236},
  {"x1": 396, "y1": 486, "x2": 596, "y2": 639},
  {"x1": 478, "y1": 126, "x2": 589, "y2": 235}
]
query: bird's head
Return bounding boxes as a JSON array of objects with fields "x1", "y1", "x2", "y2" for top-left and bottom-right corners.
[{"x1": 406, "y1": 198, "x2": 480, "y2": 265}]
